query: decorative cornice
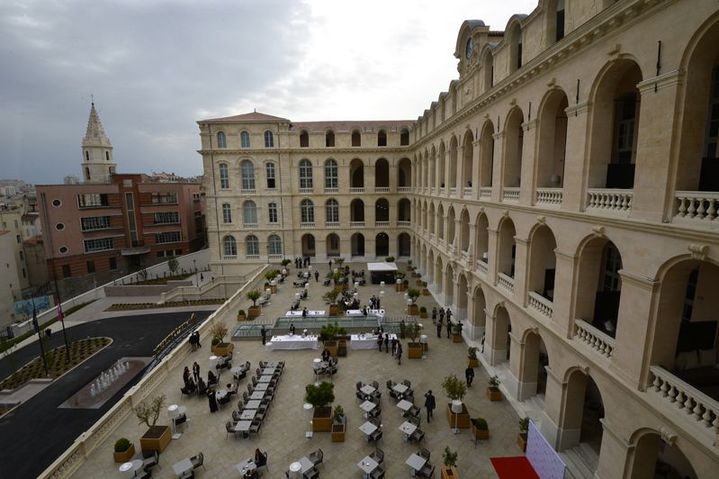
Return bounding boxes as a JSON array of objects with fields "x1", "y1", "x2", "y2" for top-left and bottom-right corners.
[
  {"x1": 618, "y1": 269, "x2": 658, "y2": 290},
  {"x1": 636, "y1": 69, "x2": 683, "y2": 94},
  {"x1": 565, "y1": 101, "x2": 591, "y2": 117},
  {"x1": 688, "y1": 243, "x2": 709, "y2": 261}
]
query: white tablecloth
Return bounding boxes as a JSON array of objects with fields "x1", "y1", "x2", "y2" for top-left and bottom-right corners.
[
  {"x1": 346, "y1": 309, "x2": 364, "y2": 316},
  {"x1": 285, "y1": 310, "x2": 326, "y2": 317},
  {"x1": 268, "y1": 335, "x2": 320, "y2": 350},
  {"x1": 350, "y1": 334, "x2": 380, "y2": 350}
]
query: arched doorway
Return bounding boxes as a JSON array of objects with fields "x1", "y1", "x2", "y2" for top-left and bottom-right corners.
[
  {"x1": 462, "y1": 130, "x2": 474, "y2": 187},
  {"x1": 326, "y1": 233, "x2": 340, "y2": 257},
  {"x1": 457, "y1": 273, "x2": 468, "y2": 322},
  {"x1": 301, "y1": 234, "x2": 316, "y2": 257},
  {"x1": 537, "y1": 89, "x2": 568, "y2": 190},
  {"x1": 397, "y1": 233, "x2": 411, "y2": 257},
  {"x1": 498, "y1": 217, "x2": 517, "y2": 278},
  {"x1": 472, "y1": 287, "x2": 487, "y2": 343},
  {"x1": 518, "y1": 330, "x2": 549, "y2": 402},
  {"x1": 444, "y1": 263, "x2": 455, "y2": 309},
  {"x1": 397, "y1": 157, "x2": 412, "y2": 188},
  {"x1": 375, "y1": 232, "x2": 389, "y2": 257},
  {"x1": 375, "y1": 158, "x2": 389, "y2": 188},
  {"x1": 435, "y1": 256, "x2": 444, "y2": 296},
  {"x1": 503, "y1": 107, "x2": 525, "y2": 188},
  {"x1": 375, "y1": 198, "x2": 389, "y2": 223},
  {"x1": 528, "y1": 224, "x2": 557, "y2": 302},
  {"x1": 350, "y1": 158, "x2": 364, "y2": 188},
  {"x1": 351, "y1": 233, "x2": 365, "y2": 257},
  {"x1": 350, "y1": 198, "x2": 365, "y2": 223},
  {"x1": 459, "y1": 209, "x2": 470, "y2": 252},
  {"x1": 489, "y1": 305, "x2": 512, "y2": 365},
  {"x1": 628, "y1": 429, "x2": 698, "y2": 479}
]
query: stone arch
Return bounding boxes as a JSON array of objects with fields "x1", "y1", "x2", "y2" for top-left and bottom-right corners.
[
  {"x1": 457, "y1": 272, "x2": 469, "y2": 321},
  {"x1": 488, "y1": 303, "x2": 512, "y2": 364},
  {"x1": 517, "y1": 329, "x2": 550, "y2": 401},
  {"x1": 448, "y1": 135, "x2": 458, "y2": 188},
  {"x1": 503, "y1": 106, "x2": 525, "y2": 188},
  {"x1": 626, "y1": 428, "x2": 698, "y2": 479},
  {"x1": 326, "y1": 233, "x2": 340, "y2": 257},
  {"x1": 497, "y1": 216, "x2": 517, "y2": 278},
  {"x1": 351, "y1": 232, "x2": 365, "y2": 257},
  {"x1": 438, "y1": 140, "x2": 446, "y2": 188},
  {"x1": 437, "y1": 203, "x2": 445, "y2": 239},
  {"x1": 374, "y1": 158, "x2": 389, "y2": 188},
  {"x1": 462, "y1": 129, "x2": 474, "y2": 187},
  {"x1": 459, "y1": 209, "x2": 470, "y2": 252},
  {"x1": 349, "y1": 158, "x2": 364, "y2": 188},
  {"x1": 447, "y1": 206, "x2": 456, "y2": 245},
  {"x1": 536, "y1": 88, "x2": 569, "y2": 189},
  {"x1": 528, "y1": 223, "x2": 558, "y2": 301},
  {"x1": 435, "y1": 255, "x2": 444, "y2": 295},
  {"x1": 475, "y1": 212, "x2": 489, "y2": 263},
  {"x1": 479, "y1": 119, "x2": 495, "y2": 187}
]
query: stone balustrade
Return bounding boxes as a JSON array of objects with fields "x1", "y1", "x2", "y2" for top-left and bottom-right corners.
[
  {"x1": 349, "y1": 221, "x2": 365, "y2": 227},
  {"x1": 463, "y1": 186, "x2": 472, "y2": 197},
  {"x1": 674, "y1": 191, "x2": 719, "y2": 224},
  {"x1": 375, "y1": 187, "x2": 390, "y2": 193},
  {"x1": 536, "y1": 187, "x2": 563, "y2": 206},
  {"x1": 324, "y1": 187, "x2": 339, "y2": 193},
  {"x1": 573, "y1": 319, "x2": 615, "y2": 358},
  {"x1": 449, "y1": 187, "x2": 457, "y2": 196},
  {"x1": 476, "y1": 259, "x2": 488, "y2": 275},
  {"x1": 497, "y1": 272, "x2": 514, "y2": 293},
  {"x1": 503, "y1": 187, "x2": 520, "y2": 202},
  {"x1": 527, "y1": 291, "x2": 553, "y2": 318},
  {"x1": 397, "y1": 220, "x2": 411, "y2": 226},
  {"x1": 586, "y1": 188, "x2": 633, "y2": 214},
  {"x1": 375, "y1": 221, "x2": 390, "y2": 227},
  {"x1": 397, "y1": 186, "x2": 411, "y2": 193},
  {"x1": 479, "y1": 187, "x2": 492, "y2": 198},
  {"x1": 349, "y1": 187, "x2": 364, "y2": 193}
]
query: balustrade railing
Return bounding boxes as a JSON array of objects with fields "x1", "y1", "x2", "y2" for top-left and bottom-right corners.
[
  {"x1": 299, "y1": 187, "x2": 313, "y2": 194},
  {"x1": 573, "y1": 319, "x2": 615, "y2": 358},
  {"x1": 375, "y1": 221, "x2": 390, "y2": 227},
  {"x1": 674, "y1": 191, "x2": 719, "y2": 224},
  {"x1": 586, "y1": 188, "x2": 633, "y2": 214},
  {"x1": 397, "y1": 186, "x2": 411, "y2": 193},
  {"x1": 449, "y1": 187, "x2": 457, "y2": 196},
  {"x1": 325, "y1": 221, "x2": 340, "y2": 227},
  {"x1": 375, "y1": 187, "x2": 390, "y2": 193},
  {"x1": 463, "y1": 187, "x2": 473, "y2": 197},
  {"x1": 324, "y1": 187, "x2": 339, "y2": 193},
  {"x1": 479, "y1": 187, "x2": 492, "y2": 199},
  {"x1": 350, "y1": 221, "x2": 365, "y2": 227},
  {"x1": 300, "y1": 222, "x2": 315, "y2": 228},
  {"x1": 502, "y1": 187, "x2": 520, "y2": 202},
  {"x1": 497, "y1": 273, "x2": 514, "y2": 293},
  {"x1": 349, "y1": 187, "x2": 365, "y2": 193},
  {"x1": 536, "y1": 188, "x2": 563, "y2": 206},
  {"x1": 397, "y1": 220, "x2": 411, "y2": 226},
  {"x1": 476, "y1": 259, "x2": 488, "y2": 275},
  {"x1": 528, "y1": 291, "x2": 553, "y2": 318}
]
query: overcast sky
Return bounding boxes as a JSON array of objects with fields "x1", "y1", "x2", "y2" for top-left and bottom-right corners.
[{"x1": 0, "y1": 0, "x2": 537, "y2": 184}]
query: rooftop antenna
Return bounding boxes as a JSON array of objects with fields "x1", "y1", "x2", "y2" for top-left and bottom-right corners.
[
  {"x1": 254, "y1": 108, "x2": 257, "y2": 113},
  {"x1": 91, "y1": 93, "x2": 94, "y2": 106}
]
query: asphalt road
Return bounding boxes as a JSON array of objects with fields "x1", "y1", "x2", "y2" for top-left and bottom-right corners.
[{"x1": 0, "y1": 310, "x2": 213, "y2": 479}]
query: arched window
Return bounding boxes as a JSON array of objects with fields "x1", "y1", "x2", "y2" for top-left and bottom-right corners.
[
  {"x1": 351, "y1": 130, "x2": 361, "y2": 146},
  {"x1": 219, "y1": 163, "x2": 229, "y2": 189},
  {"x1": 245, "y1": 235, "x2": 259, "y2": 257},
  {"x1": 222, "y1": 203, "x2": 232, "y2": 223},
  {"x1": 325, "y1": 130, "x2": 335, "y2": 147},
  {"x1": 300, "y1": 130, "x2": 309, "y2": 147},
  {"x1": 217, "y1": 131, "x2": 227, "y2": 148},
  {"x1": 265, "y1": 162, "x2": 276, "y2": 189},
  {"x1": 300, "y1": 199, "x2": 314, "y2": 224},
  {"x1": 555, "y1": 0, "x2": 565, "y2": 42},
  {"x1": 509, "y1": 24, "x2": 522, "y2": 72},
  {"x1": 222, "y1": 235, "x2": 237, "y2": 257},
  {"x1": 85, "y1": 151, "x2": 89, "y2": 162},
  {"x1": 105, "y1": 151, "x2": 110, "y2": 161},
  {"x1": 240, "y1": 131, "x2": 250, "y2": 148},
  {"x1": 264, "y1": 130, "x2": 274, "y2": 148},
  {"x1": 324, "y1": 159, "x2": 338, "y2": 189},
  {"x1": 243, "y1": 200, "x2": 257, "y2": 225},
  {"x1": 325, "y1": 198, "x2": 339, "y2": 224},
  {"x1": 268, "y1": 234, "x2": 282, "y2": 255},
  {"x1": 240, "y1": 160, "x2": 255, "y2": 190},
  {"x1": 268, "y1": 202, "x2": 278, "y2": 223},
  {"x1": 299, "y1": 159, "x2": 313, "y2": 189},
  {"x1": 400, "y1": 129, "x2": 410, "y2": 146},
  {"x1": 482, "y1": 50, "x2": 493, "y2": 91},
  {"x1": 378, "y1": 130, "x2": 387, "y2": 147}
]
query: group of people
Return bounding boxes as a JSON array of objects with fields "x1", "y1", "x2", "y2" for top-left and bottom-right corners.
[
  {"x1": 432, "y1": 307, "x2": 455, "y2": 338},
  {"x1": 188, "y1": 330, "x2": 201, "y2": 351},
  {"x1": 294, "y1": 256, "x2": 311, "y2": 268},
  {"x1": 181, "y1": 362, "x2": 208, "y2": 397},
  {"x1": 368, "y1": 295, "x2": 381, "y2": 310}
]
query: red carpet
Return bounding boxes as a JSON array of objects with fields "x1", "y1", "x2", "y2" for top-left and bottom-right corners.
[{"x1": 490, "y1": 456, "x2": 539, "y2": 479}]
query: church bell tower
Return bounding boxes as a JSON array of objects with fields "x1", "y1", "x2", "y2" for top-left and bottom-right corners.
[{"x1": 81, "y1": 102, "x2": 116, "y2": 183}]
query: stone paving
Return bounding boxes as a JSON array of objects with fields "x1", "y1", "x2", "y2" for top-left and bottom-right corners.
[{"x1": 72, "y1": 263, "x2": 522, "y2": 478}]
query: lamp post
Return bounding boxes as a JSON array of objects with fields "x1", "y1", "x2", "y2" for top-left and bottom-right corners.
[{"x1": 31, "y1": 297, "x2": 49, "y2": 376}]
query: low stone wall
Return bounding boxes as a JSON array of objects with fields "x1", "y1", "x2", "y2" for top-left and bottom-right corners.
[{"x1": 104, "y1": 281, "x2": 193, "y2": 297}]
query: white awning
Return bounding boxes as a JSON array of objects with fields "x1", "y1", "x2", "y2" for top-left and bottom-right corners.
[{"x1": 367, "y1": 262, "x2": 398, "y2": 272}]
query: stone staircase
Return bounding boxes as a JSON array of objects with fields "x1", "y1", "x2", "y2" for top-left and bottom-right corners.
[{"x1": 560, "y1": 443, "x2": 599, "y2": 479}]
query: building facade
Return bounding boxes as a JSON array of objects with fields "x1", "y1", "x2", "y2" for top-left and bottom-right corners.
[{"x1": 0, "y1": 231, "x2": 22, "y2": 328}]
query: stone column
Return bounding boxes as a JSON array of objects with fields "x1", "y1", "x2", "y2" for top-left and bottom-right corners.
[
  {"x1": 486, "y1": 227, "x2": 499, "y2": 285},
  {"x1": 553, "y1": 249, "x2": 577, "y2": 337},
  {"x1": 491, "y1": 132, "x2": 505, "y2": 202},
  {"x1": 388, "y1": 161, "x2": 398, "y2": 194},
  {"x1": 456, "y1": 145, "x2": 465, "y2": 196},
  {"x1": 463, "y1": 287, "x2": 475, "y2": 339},
  {"x1": 504, "y1": 331, "x2": 523, "y2": 400},
  {"x1": 467, "y1": 221, "x2": 477, "y2": 264},
  {"x1": 538, "y1": 366, "x2": 566, "y2": 448},
  {"x1": 472, "y1": 139, "x2": 481, "y2": 200},
  {"x1": 513, "y1": 237, "x2": 530, "y2": 307},
  {"x1": 562, "y1": 102, "x2": 591, "y2": 213},
  {"x1": 520, "y1": 120, "x2": 539, "y2": 205},
  {"x1": 595, "y1": 418, "x2": 632, "y2": 479}
]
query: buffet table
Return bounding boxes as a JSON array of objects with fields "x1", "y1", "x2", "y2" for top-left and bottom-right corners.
[
  {"x1": 267, "y1": 335, "x2": 320, "y2": 350},
  {"x1": 350, "y1": 333, "x2": 397, "y2": 350}
]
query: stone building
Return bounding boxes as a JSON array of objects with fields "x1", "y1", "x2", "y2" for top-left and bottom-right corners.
[{"x1": 199, "y1": 1, "x2": 719, "y2": 477}]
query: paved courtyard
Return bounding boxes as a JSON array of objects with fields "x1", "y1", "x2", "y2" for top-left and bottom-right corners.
[{"x1": 72, "y1": 263, "x2": 522, "y2": 478}]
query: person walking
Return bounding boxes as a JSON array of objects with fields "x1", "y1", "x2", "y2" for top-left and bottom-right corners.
[
  {"x1": 424, "y1": 390, "x2": 436, "y2": 423},
  {"x1": 314, "y1": 270, "x2": 319, "y2": 282},
  {"x1": 384, "y1": 334, "x2": 390, "y2": 353},
  {"x1": 436, "y1": 318, "x2": 443, "y2": 338},
  {"x1": 446, "y1": 317, "x2": 452, "y2": 339},
  {"x1": 396, "y1": 342, "x2": 403, "y2": 365},
  {"x1": 207, "y1": 389, "x2": 218, "y2": 413},
  {"x1": 391, "y1": 337, "x2": 398, "y2": 356},
  {"x1": 465, "y1": 366, "x2": 475, "y2": 387},
  {"x1": 377, "y1": 332, "x2": 384, "y2": 352},
  {"x1": 260, "y1": 325, "x2": 267, "y2": 345},
  {"x1": 192, "y1": 361, "x2": 200, "y2": 384},
  {"x1": 439, "y1": 307, "x2": 445, "y2": 323},
  {"x1": 432, "y1": 307, "x2": 437, "y2": 324}
]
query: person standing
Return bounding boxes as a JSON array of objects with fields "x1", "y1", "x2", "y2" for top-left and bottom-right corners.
[
  {"x1": 446, "y1": 317, "x2": 452, "y2": 339},
  {"x1": 436, "y1": 318, "x2": 443, "y2": 338},
  {"x1": 192, "y1": 361, "x2": 200, "y2": 384},
  {"x1": 377, "y1": 332, "x2": 384, "y2": 351},
  {"x1": 396, "y1": 342, "x2": 403, "y2": 365},
  {"x1": 290, "y1": 323, "x2": 296, "y2": 335},
  {"x1": 384, "y1": 334, "x2": 390, "y2": 353},
  {"x1": 328, "y1": 259, "x2": 332, "y2": 270},
  {"x1": 207, "y1": 389, "x2": 218, "y2": 413},
  {"x1": 432, "y1": 307, "x2": 437, "y2": 324},
  {"x1": 302, "y1": 307, "x2": 308, "y2": 318},
  {"x1": 260, "y1": 325, "x2": 267, "y2": 345},
  {"x1": 424, "y1": 390, "x2": 436, "y2": 422},
  {"x1": 314, "y1": 270, "x2": 319, "y2": 282},
  {"x1": 391, "y1": 337, "x2": 398, "y2": 356},
  {"x1": 439, "y1": 307, "x2": 445, "y2": 323},
  {"x1": 465, "y1": 366, "x2": 475, "y2": 387}
]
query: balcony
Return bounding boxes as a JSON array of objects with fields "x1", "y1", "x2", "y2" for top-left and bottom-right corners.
[
  {"x1": 241, "y1": 188, "x2": 256, "y2": 194},
  {"x1": 586, "y1": 188, "x2": 633, "y2": 214},
  {"x1": 349, "y1": 187, "x2": 364, "y2": 193},
  {"x1": 497, "y1": 273, "x2": 514, "y2": 293},
  {"x1": 397, "y1": 186, "x2": 411, "y2": 193},
  {"x1": 674, "y1": 191, "x2": 719, "y2": 225},
  {"x1": 299, "y1": 187, "x2": 313, "y2": 194},
  {"x1": 449, "y1": 187, "x2": 457, "y2": 197},
  {"x1": 375, "y1": 187, "x2": 390, "y2": 193},
  {"x1": 535, "y1": 188, "x2": 563, "y2": 207},
  {"x1": 350, "y1": 221, "x2": 365, "y2": 227},
  {"x1": 324, "y1": 187, "x2": 339, "y2": 193},
  {"x1": 300, "y1": 222, "x2": 315, "y2": 228},
  {"x1": 243, "y1": 222, "x2": 258, "y2": 228},
  {"x1": 325, "y1": 221, "x2": 340, "y2": 227},
  {"x1": 527, "y1": 291, "x2": 553, "y2": 318},
  {"x1": 479, "y1": 187, "x2": 491, "y2": 199},
  {"x1": 476, "y1": 259, "x2": 488, "y2": 276},
  {"x1": 463, "y1": 187, "x2": 472, "y2": 197},
  {"x1": 375, "y1": 221, "x2": 390, "y2": 227},
  {"x1": 397, "y1": 220, "x2": 411, "y2": 227},
  {"x1": 573, "y1": 319, "x2": 615, "y2": 358},
  {"x1": 502, "y1": 187, "x2": 520, "y2": 202}
]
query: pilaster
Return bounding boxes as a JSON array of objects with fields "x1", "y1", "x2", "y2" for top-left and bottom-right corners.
[
  {"x1": 562, "y1": 101, "x2": 591, "y2": 212},
  {"x1": 520, "y1": 119, "x2": 539, "y2": 205}
]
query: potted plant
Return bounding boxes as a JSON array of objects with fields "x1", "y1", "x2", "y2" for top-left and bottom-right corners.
[
  {"x1": 487, "y1": 375, "x2": 502, "y2": 401},
  {"x1": 265, "y1": 270, "x2": 279, "y2": 293},
  {"x1": 210, "y1": 323, "x2": 233, "y2": 356},
  {"x1": 517, "y1": 417, "x2": 529, "y2": 451},
  {"x1": 385, "y1": 256, "x2": 395, "y2": 263},
  {"x1": 467, "y1": 347, "x2": 479, "y2": 368},
  {"x1": 471, "y1": 417, "x2": 490, "y2": 441},
  {"x1": 421, "y1": 281, "x2": 430, "y2": 295},
  {"x1": 406, "y1": 322, "x2": 424, "y2": 359},
  {"x1": 134, "y1": 394, "x2": 171, "y2": 456},
  {"x1": 452, "y1": 321, "x2": 464, "y2": 343},
  {"x1": 281, "y1": 258, "x2": 291, "y2": 267},
  {"x1": 442, "y1": 374, "x2": 470, "y2": 429},
  {"x1": 319, "y1": 322, "x2": 346, "y2": 356},
  {"x1": 331, "y1": 405, "x2": 347, "y2": 442},
  {"x1": 419, "y1": 306, "x2": 428, "y2": 319},
  {"x1": 113, "y1": 437, "x2": 135, "y2": 463},
  {"x1": 335, "y1": 258, "x2": 345, "y2": 267},
  {"x1": 246, "y1": 290, "x2": 262, "y2": 319},
  {"x1": 441, "y1": 446, "x2": 459, "y2": 479},
  {"x1": 305, "y1": 381, "x2": 335, "y2": 432},
  {"x1": 323, "y1": 289, "x2": 341, "y2": 316},
  {"x1": 407, "y1": 288, "x2": 420, "y2": 315},
  {"x1": 237, "y1": 309, "x2": 247, "y2": 321}
]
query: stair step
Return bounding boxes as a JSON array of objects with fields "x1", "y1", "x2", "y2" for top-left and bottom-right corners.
[
  {"x1": 560, "y1": 448, "x2": 594, "y2": 479},
  {"x1": 578, "y1": 443, "x2": 599, "y2": 468}
]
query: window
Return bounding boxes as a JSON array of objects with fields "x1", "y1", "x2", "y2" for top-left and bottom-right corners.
[
  {"x1": 378, "y1": 130, "x2": 387, "y2": 147},
  {"x1": 602, "y1": 243, "x2": 623, "y2": 292},
  {"x1": 52, "y1": 199, "x2": 62, "y2": 207},
  {"x1": 84, "y1": 238, "x2": 114, "y2": 252},
  {"x1": 55, "y1": 223, "x2": 65, "y2": 231},
  {"x1": 300, "y1": 131, "x2": 309, "y2": 147},
  {"x1": 264, "y1": 130, "x2": 274, "y2": 147},
  {"x1": 109, "y1": 257, "x2": 117, "y2": 270},
  {"x1": 81, "y1": 216, "x2": 112, "y2": 231},
  {"x1": 614, "y1": 93, "x2": 638, "y2": 164},
  {"x1": 266, "y1": 162, "x2": 276, "y2": 189},
  {"x1": 351, "y1": 130, "x2": 361, "y2": 146},
  {"x1": 153, "y1": 212, "x2": 180, "y2": 224},
  {"x1": 105, "y1": 151, "x2": 110, "y2": 161},
  {"x1": 299, "y1": 159, "x2": 313, "y2": 189},
  {"x1": 59, "y1": 246, "x2": 69, "y2": 254},
  {"x1": 325, "y1": 130, "x2": 335, "y2": 147},
  {"x1": 325, "y1": 198, "x2": 339, "y2": 223},
  {"x1": 217, "y1": 131, "x2": 227, "y2": 148},
  {"x1": 222, "y1": 235, "x2": 237, "y2": 257},
  {"x1": 85, "y1": 151, "x2": 89, "y2": 162},
  {"x1": 300, "y1": 199, "x2": 314, "y2": 224},
  {"x1": 268, "y1": 202, "x2": 278, "y2": 223},
  {"x1": 151, "y1": 192, "x2": 178, "y2": 204},
  {"x1": 77, "y1": 193, "x2": 109, "y2": 208},
  {"x1": 243, "y1": 200, "x2": 257, "y2": 225},
  {"x1": 324, "y1": 159, "x2": 338, "y2": 189},
  {"x1": 86, "y1": 260, "x2": 95, "y2": 274},
  {"x1": 268, "y1": 234, "x2": 282, "y2": 255},
  {"x1": 155, "y1": 231, "x2": 181, "y2": 244},
  {"x1": 219, "y1": 163, "x2": 229, "y2": 189},
  {"x1": 19, "y1": 251, "x2": 24, "y2": 261},
  {"x1": 240, "y1": 131, "x2": 250, "y2": 148},
  {"x1": 222, "y1": 203, "x2": 232, "y2": 223},
  {"x1": 241, "y1": 160, "x2": 256, "y2": 190},
  {"x1": 555, "y1": 0, "x2": 566, "y2": 42},
  {"x1": 400, "y1": 129, "x2": 410, "y2": 146},
  {"x1": 245, "y1": 235, "x2": 260, "y2": 257},
  {"x1": 62, "y1": 264, "x2": 71, "y2": 278},
  {"x1": 16, "y1": 234, "x2": 20, "y2": 243}
]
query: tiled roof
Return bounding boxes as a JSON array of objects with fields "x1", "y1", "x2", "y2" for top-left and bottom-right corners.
[
  {"x1": 200, "y1": 111, "x2": 291, "y2": 124},
  {"x1": 290, "y1": 120, "x2": 413, "y2": 132}
]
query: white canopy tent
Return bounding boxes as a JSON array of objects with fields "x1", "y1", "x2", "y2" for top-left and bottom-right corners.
[{"x1": 367, "y1": 262, "x2": 398, "y2": 284}]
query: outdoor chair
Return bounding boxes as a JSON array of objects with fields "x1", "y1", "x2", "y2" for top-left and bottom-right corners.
[
  {"x1": 308, "y1": 448, "x2": 324, "y2": 466},
  {"x1": 356, "y1": 390, "x2": 366, "y2": 402},
  {"x1": 135, "y1": 470, "x2": 152, "y2": 479},
  {"x1": 370, "y1": 466, "x2": 385, "y2": 479},
  {"x1": 418, "y1": 448, "x2": 430, "y2": 460},
  {"x1": 368, "y1": 429, "x2": 383, "y2": 443},
  {"x1": 408, "y1": 415, "x2": 421, "y2": 427},
  {"x1": 303, "y1": 468, "x2": 319, "y2": 479},
  {"x1": 249, "y1": 420, "x2": 262, "y2": 436},
  {"x1": 368, "y1": 405, "x2": 382, "y2": 419},
  {"x1": 402, "y1": 379, "x2": 411, "y2": 387},
  {"x1": 409, "y1": 427, "x2": 425, "y2": 443},
  {"x1": 416, "y1": 464, "x2": 434, "y2": 478},
  {"x1": 190, "y1": 452, "x2": 205, "y2": 471},
  {"x1": 259, "y1": 361, "x2": 266, "y2": 368},
  {"x1": 370, "y1": 448, "x2": 384, "y2": 464},
  {"x1": 256, "y1": 450, "x2": 269, "y2": 474},
  {"x1": 142, "y1": 450, "x2": 160, "y2": 472},
  {"x1": 226, "y1": 421, "x2": 237, "y2": 439}
]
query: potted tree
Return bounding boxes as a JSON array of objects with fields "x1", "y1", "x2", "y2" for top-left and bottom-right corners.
[
  {"x1": 324, "y1": 289, "x2": 341, "y2": 316},
  {"x1": 419, "y1": 306, "x2": 428, "y2": 319},
  {"x1": 487, "y1": 375, "x2": 502, "y2": 401},
  {"x1": 134, "y1": 394, "x2": 171, "y2": 456},
  {"x1": 237, "y1": 309, "x2": 247, "y2": 321},
  {"x1": 421, "y1": 281, "x2": 430, "y2": 295},
  {"x1": 113, "y1": 437, "x2": 135, "y2": 463},
  {"x1": 305, "y1": 381, "x2": 335, "y2": 432},
  {"x1": 331, "y1": 405, "x2": 347, "y2": 442},
  {"x1": 385, "y1": 256, "x2": 395, "y2": 263},
  {"x1": 467, "y1": 347, "x2": 479, "y2": 368},
  {"x1": 406, "y1": 322, "x2": 424, "y2": 359},
  {"x1": 517, "y1": 417, "x2": 529, "y2": 451},
  {"x1": 319, "y1": 322, "x2": 346, "y2": 356},
  {"x1": 471, "y1": 417, "x2": 490, "y2": 442},
  {"x1": 407, "y1": 288, "x2": 420, "y2": 315},
  {"x1": 442, "y1": 374, "x2": 470, "y2": 429},
  {"x1": 265, "y1": 270, "x2": 279, "y2": 293},
  {"x1": 441, "y1": 446, "x2": 459, "y2": 479},
  {"x1": 246, "y1": 290, "x2": 262, "y2": 319},
  {"x1": 210, "y1": 323, "x2": 233, "y2": 356},
  {"x1": 395, "y1": 272, "x2": 407, "y2": 292},
  {"x1": 451, "y1": 321, "x2": 464, "y2": 343}
]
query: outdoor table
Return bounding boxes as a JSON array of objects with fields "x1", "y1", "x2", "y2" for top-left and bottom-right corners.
[
  {"x1": 393, "y1": 383, "x2": 409, "y2": 395},
  {"x1": 346, "y1": 309, "x2": 364, "y2": 316},
  {"x1": 350, "y1": 334, "x2": 378, "y2": 350},
  {"x1": 262, "y1": 367, "x2": 277, "y2": 375},
  {"x1": 249, "y1": 391, "x2": 265, "y2": 400},
  {"x1": 360, "y1": 384, "x2": 376, "y2": 396},
  {"x1": 172, "y1": 458, "x2": 193, "y2": 477},
  {"x1": 298, "y1": 456, "x2": 315, "y2": 473},
  {"x1": 359, "y1": 420, "x2": 378, "y2": 436},
  {"x1": 268, "y1": 335, "x2": 319, "y2": 350},
  {"x1": 360, "y1": 400, "x2": 376, "y2": 418},
  {"x1": 245, "y1": 400, "x2": 262, "y2": 409},
  {"x1": 236, "y1": 458, "x2": 256, "y2": 475},
  {"x1": 258, "y1": 375, "x2": 272, "y2": 383},
  {"x1": 357, "y1": 456, "x2": 379, "y2": 478},
  {"x1": 397, "y1": 399, "x2": 413, "y2": 411},
  {"x1": 399, "y1": 421, "x2": 417, "y2": 439},
  {"x1": 240, "y1": 409, "x2": 256, "y2": 420},
  {"x1": 405, "y1": 453, "x2": 427, "y2": 471},
  {"x1": 254, "y1": 383, "x2": 269, "y2": 391},
  {"x1": 265, "y1": 361, "x2": 281, "y2": 367},
  {"x1": 233, "y1": 420, "x2": 252, "y2": 436},
  {"x1": 286, "y1": 310, "x2": 304, "y2": 316},
  {"x1": 231, "y1": 366, "x2": 244, "y2": 376},
  {"x1": 368, "y1": 308, "x2": 385, "y2": 317},
  {"x1": 215, "y1": 389, "x2": 228, "y2": 401},
  {"x1": 289, "y1": 462, "x2": 302, "y2": 479},
  {"x1": 118, "y1": 459, "x2": 143, "y2": 475}
]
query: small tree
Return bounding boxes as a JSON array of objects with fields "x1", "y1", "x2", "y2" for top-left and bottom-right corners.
[
  {"x1": 407, "y1": 288, "x2": 420, "y2": 304},
  {"x1": 334, "y1": 258, "x2": 345, "y2": 266},
  {"x1": 167, "y1": 256, "x2": 179, "y2": 276},
  {"x1": 519, "y1": 417, "x2": 530, "y2": 435},
  {"x1": 281, "y1": 258, "x2": 291, "y2": 267},
  {"x1": 323, "y1": 288, "x2": 339, "y2": 305},
  {"x1": 133, "y1": 394, "x2": 166, "y2": 428},
  {"x1": 305, "y1": 381, "x2": 335, "y2": 408},
  {"x1": 246, "y1": 290, "x2": 261, "y2": 307},
  {"x1": 385, "y1": 256, "x2": 395, "y2": 262},
  {"x1": 468, "y1": 346, "x2": 478, "y2": 359},
  {"x1": 442, "y1": 374, "x2": 467, "y2": 401},
  {"x1": 406, "y1": 322, "x2": 422, "y2": 342},
  {"x1": 443, "y1": 447, "x2": 458, "y2": 467},
  {"x1": 210, "y1": 322, "x2": 228, "y2": 343}
]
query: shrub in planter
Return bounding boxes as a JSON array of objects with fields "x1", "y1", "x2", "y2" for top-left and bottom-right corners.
[
  {"x1": 237, "y1": 309, "x2": 247, "y2": 321},
  {"x1": 419, "y1": 306, "x2": 428, "y2": 319},
  {"x1": 246, "y1": 290, "x2": 262, "y2": 319},
  {"x1": 443, "y1": 374, "x2": 470, "y2": 428},
  {"x1": 441, "y1": 447, "x2": 459, "y2": 479},
  {"x1": 331, "y1": 405, "x2": 346, "y2": 442},
  {"x1": 306, "y1": 382, "x2": 335, "y2": 432},
  {"x1": 407, "y1": 288, "x2": 420, "y2": 315},
  {"x1": 487, "y1": 375, "x2": 502, "y2": 401},
  {"x1": 517, "y1": 417, "x2": 529, "y2": 451},
  {"x1": 471, "y1": 417, "x2": 490, "y2": 441},
  {"x1": 134, "y1": 394, "x2": 171, "y2": 455},
  {"x1": 451, "y1": 321, "x2": 464, "y2": 343},
  {"x1": 281, "y1": 258, "x2": 292, "y2": 267},
  {"x1": 421, "y1": 281, "x2": 430, "y2": 295},
  {"x1": 467, "y1": 346, "x2": 479, "y2": 367},
  {"x1": 406, "y1": 322, "x2": 424, "y2": 359},
  {"x1": 113, "y1": 437, "x2": 135, "y2": 463},
  {"x1": 385, "y1": 256, "x2": 395, "y2": 263}
]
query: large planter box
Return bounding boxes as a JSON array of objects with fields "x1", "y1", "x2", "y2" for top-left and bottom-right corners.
[
  {"x1": 324, "y1": 340, "x2": 338, "y2": 357},
  {"x1": 422, "y1": 288, "x2": 430, "y2": 296},
  {"x1": 113, "y1": 443, "x2": 135, "y2": 463},
  {"x1": 407, "y1": 342, "x2": 423, "y2": 359},
  {"x1": 212, "y1": 342, "x2": 234, "y2": 357},
  {"x1": 468, "y1": 358, "x2": 479, "y2": 368},
  {"x1": 236, "y1": 312, "x2": 247, "y2": 322},
  {"x1": 270, "y1": 285, "x2": 278, "y2": 294},
  {"x1": 472, "y1": 422, "x2": 490, "y2": 441},
  {"x1": 419, "y1": 310, "x2": 428, "y2": 319},
  {"x1": 248, "y1": 305, "x2": 261, "y2": 319},
  {"x1": 407, "y1": 304, "x2": 419, "y2": 316},
  {"x1": 140, "y1": 425, "x2": 171, "y2": 455},
  {"x1": 312, "y1": 407, "x2": 333, "y2": 432},
  {"x1": 329, "y1": 304, "x2": 341, "y2": 316},
  {"x1": 331, "y1": 418, "x2": 346, "y2": 442},
  {"x1": 337, "y1": 339, "x2": 348, "y2": 357},
  {"x1": 452, "y1": 333, "x2": 463, "y2": 343},
  {"x1": 486, "y1": 387, "x2": 502, "y2": 402},
  {"x1": 441, "y1": 465, "x2": 459, "y2": 479},
  {"x1": 446, "y1": 404, "x2": 470, "y2": 429}
]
